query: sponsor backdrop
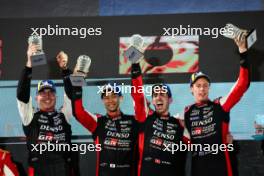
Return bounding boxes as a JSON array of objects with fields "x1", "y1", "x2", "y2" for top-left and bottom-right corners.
[
  {"x1": 0, "y1": 11, "x2": 264, "y2": 140},
  {"x1": 0, "y1": 9, "x2": 264, "y2": 176}
]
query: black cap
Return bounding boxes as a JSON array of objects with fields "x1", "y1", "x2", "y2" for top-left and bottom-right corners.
[
  {"x1": 190, "y1": 72, "x2": 211, "y2": 87},
  {"x1": 36, "y1": 80, "x2": 56, "y2": 94},
  {"x1": 100, "y1": 83, "x2": 122, "y2": 99}
]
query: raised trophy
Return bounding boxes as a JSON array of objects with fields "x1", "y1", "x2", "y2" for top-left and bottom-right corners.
[
  {"x1": 252, "y1": 114, "x2": 264, "y2": 140},
  {"x1": 28, "y1": 35, "x2": 47, "y2": 66},
  {"x1": 70, "y1": 55, "x2": 91, "y2": 87},
  {"x1": 223, "y1": 23, "x2": 257, "y2": 49},
  {"x1": 124, "y1": 34, "x2": 145, "y2": 63}
]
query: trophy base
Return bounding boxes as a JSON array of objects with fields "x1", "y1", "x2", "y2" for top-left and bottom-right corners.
[
  {"x1": 124, "y1": 46, "x2": 144, "y2": 63},
  {"x1": 70, "y1": 75, "x2": 86, "y2": 87},
  {"x1": 31, "y1": 53, "x2": 47, "y2": 66},
  {"x1": 246, "y1": 29, "x2": 257, "y2": 49}
]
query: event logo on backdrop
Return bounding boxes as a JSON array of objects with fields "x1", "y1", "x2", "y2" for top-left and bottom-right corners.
[{"x1": 119, "y1": 35, "x2": 199, "y2": 74}]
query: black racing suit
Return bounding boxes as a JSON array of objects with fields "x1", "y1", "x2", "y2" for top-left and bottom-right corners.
[
  {"x1": 63, "y1": 73, "x2": 138, "y2": 176},
  {"x1": 184, "y1": 52, "x2": 250, "y2": 176},
  {"x1": 17, "y1": 67, "x2": 72, "y2": 176},
  {"x1": 131, "y1": 63, "x2": 186, "y2": 176}
]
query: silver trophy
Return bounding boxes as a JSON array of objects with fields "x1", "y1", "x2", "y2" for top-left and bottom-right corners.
[
  {"x1": 70, "y1": 55, "x2": 91, "y2": 87},
  {"x1": 130, "y1": 34, "x2": 144, "y2": 49},
  {"x1": 124, "y1": 34, "x2": 145, "y2": 63},
  {"x1": 223, "y1": 23, "x2": 257, "y2": 49},
  {"x1": 28, "y1": 35, "x2": 46, "y2": 66}
]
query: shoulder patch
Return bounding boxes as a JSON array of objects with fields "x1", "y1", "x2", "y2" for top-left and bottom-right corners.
[
  {"x1": 213, "y1": 97, "x2": 222, "y2": 104},
  {"x1": 184, "y1": 104, "x2": 193, "y2": 113}
]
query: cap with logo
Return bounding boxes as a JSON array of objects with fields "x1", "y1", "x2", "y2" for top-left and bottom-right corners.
[
  {"x1": 36, "y1": 80, "x2": 56, "y2": 94},
  {"x1": 190, "y1": 71, "x2": 211, "y2": 87}
]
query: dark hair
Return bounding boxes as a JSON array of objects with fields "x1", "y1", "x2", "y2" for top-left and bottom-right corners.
[{"x1": 151, "y1": 84, "x2": 172, "y2": 98}]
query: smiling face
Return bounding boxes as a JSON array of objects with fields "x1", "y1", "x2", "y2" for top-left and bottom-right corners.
[
  {"x1": 191, "y1": 77, "x2": 210, "y2": 103},
  {"x1": 102, "y1": 92, "x2": 122, "y2": 114},
  {"x1": 152, "y1": 88, "x2": 171, "y2": 116},
  {"x1": 36, "y1": 89, "x2": 56, "y2": 112}
]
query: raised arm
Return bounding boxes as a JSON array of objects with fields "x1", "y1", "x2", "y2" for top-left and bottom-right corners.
[
  {"x1": 56, "y1": 51, "x2": 73, "y2": 123},
  {"x1": 16, "y1": 44, "x2": 37, "y2": 126},
  {"x1": 220, "y1": 39, "x2": 250, "y2": 112},
  {"x1": 66, "y1": 78, "x2": 98, "y2": 133},
  {"x1": 131, "y1": 63, "x2": 148, "y2": 123},
  {"x1": 58, "y1": 52, "x2": 98, "y2": 133}
]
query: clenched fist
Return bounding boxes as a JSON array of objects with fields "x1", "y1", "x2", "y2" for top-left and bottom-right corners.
[
  {"x1": 234, "y1": 32, "x2": 247, "y2": 53},
  {"x1": 56, "y1": 51, "x2": 68, "y2": 70},
  {"x1": 26, "y1": 43, "x2": 39, "y2": 67}
]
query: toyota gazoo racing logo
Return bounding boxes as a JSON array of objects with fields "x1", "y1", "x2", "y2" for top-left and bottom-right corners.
[{"x1": 38, "y1": 132, "x2": 54, "y2": 141}]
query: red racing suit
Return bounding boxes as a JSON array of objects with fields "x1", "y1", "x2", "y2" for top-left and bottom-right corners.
[
  {"x1": 0, "y1": 149, "x2": 19, "y2": 176},
  {"x1": 63, "y1": 73, "x2": 138, "y2": 176},
  {"x1": 131, "y1": 63, "x2": 186, "y2": 176},
  {"x1": 184, "y1": 51, "x2": 250, "y2": 176}
]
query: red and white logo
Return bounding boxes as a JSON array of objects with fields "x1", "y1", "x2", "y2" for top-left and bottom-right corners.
[
  {"x1": 193, "y1": 127, "x2": 202, "y2": 135},
  {"x1": 153, "y1": 138, "x2": 163, "y2": 146},
  {"x1": 110, "y1": 138, "x2": 118, "y2": 146},
  {"x1": 154, "y1": 159, "x2": 161, "y2": 164},
  {"x1": 38, "y1": 132, "x2": 54, "y2": 141}
]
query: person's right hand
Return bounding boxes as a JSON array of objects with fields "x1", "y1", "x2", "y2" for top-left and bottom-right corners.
[
  {"x1": 56, "y1": 51, "x2": 68, "y2": 70},
  {"x1": 234, "y1": 31, "x2": 247, "y2": 53},
  {"x1": 26, "y1": 44, "x2": 38, "y2": 67}
]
